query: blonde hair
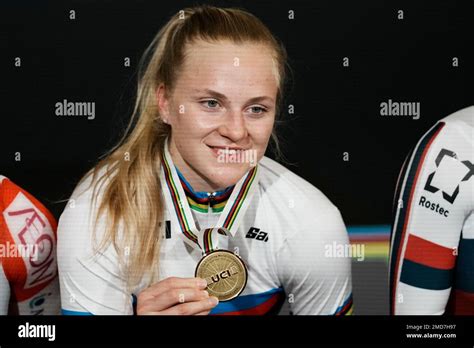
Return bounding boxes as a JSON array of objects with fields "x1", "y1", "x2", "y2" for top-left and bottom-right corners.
[{"x1": 88, "y1": 5, "x2": 289, "y2": 290}]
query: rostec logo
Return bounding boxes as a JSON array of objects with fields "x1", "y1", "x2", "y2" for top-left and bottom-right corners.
[
  {"x1": 3, "y1": 193, "x2": 56, "y2": 289},
  {"x1": 418, "y1": 196, "x2": 449, "y2": 217},
  {"x1": 424, "y1": 148, "x2": 473, "y2": 204},
  {"x1": 206, "y1": 265, "x2": 239, "y2": 285}
]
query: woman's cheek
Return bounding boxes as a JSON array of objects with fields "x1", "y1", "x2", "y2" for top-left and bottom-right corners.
[
  {"x1": 255, "y1": 117, "x2": 274, "y2": 139},
  {"x1": 174, "y1": 107, "x2": 205, "y2": 133},
  {"x1": 193, "y1": 111, "x2": 222, "y2": 130}
]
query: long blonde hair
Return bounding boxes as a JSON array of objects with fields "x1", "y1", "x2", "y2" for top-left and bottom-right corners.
[{"x1": 88, "y1": 5, "x2": 289, "y2": 290}]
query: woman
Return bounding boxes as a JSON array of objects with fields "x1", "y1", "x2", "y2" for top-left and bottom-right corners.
[{"x1": 58, "y1": 5, "x2": 352, "y2": 315}]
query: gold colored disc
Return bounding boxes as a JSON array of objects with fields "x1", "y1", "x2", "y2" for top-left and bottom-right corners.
[{"x1": 195, "y1": 250, "x2": 248, "y2": 302}]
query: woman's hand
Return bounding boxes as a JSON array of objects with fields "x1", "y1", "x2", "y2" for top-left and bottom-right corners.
[{"x1": 136, "y1": 277, "x2": 219, "y2": 315}]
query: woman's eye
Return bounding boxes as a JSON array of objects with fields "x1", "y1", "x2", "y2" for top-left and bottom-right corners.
[
  {"x1": 248, "y1": 106, "x2": 267, "y2": 114},
  {"x1": 201, "y1": 99, "x2": 220, "y2": 109}
]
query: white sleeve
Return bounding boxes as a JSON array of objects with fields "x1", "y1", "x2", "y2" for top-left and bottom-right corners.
[
  {"x1": 0, "y1": 263, "x2": 10, "y2": 315},
  {"x1": 390, "y1": 118, "x2": 474, "y2": 315},
  {"x1": 276, "y1": 206, "x2": 353, "y2": 315},
  {"x1": 57, "y1": 179, "x2": 134, "y2": 315}
]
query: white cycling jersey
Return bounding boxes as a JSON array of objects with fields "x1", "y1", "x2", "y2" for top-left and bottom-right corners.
[
  {"x1": 390, "y1": 106, "x2": 474, "y2": 315},
  {"x1": 58, "y1": 144, "x2": 353, "y2": 315}
]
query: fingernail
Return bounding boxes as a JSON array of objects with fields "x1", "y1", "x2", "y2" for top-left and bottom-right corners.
[
  {"x1": 202, "y1": 290, "x2": 209, "y2": 298},
  {"x1": 209, "y1": 297, "x2": 219, "y2": 306},
  {"x1": 197, "y1": 278, "x2": 208, "y2": 288}
]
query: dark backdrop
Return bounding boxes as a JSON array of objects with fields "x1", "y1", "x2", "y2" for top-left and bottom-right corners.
[
  {"x1": 1, "y1": 0, "x2": 472, "y2": 222},
  {"x1": 1, "y1": 0, "x2": 473, "y2": 314}
]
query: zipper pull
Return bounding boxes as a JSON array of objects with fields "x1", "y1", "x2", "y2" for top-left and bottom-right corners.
[{"x1": 207, "y1": 192, "x2": 216, "y2": 214}]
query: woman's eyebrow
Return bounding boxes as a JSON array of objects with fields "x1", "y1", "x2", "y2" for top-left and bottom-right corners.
[
  {"x1": 194, "y1": 89, "x2": 228, "y2": 101},
  {"x1": 192, "y1": 88, "x2": 274, "y2": 104},
  {"x1": 246, "y1": 96, "x2": 275, "y2": 104}
]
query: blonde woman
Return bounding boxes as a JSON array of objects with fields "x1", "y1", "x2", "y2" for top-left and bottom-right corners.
[{"x1": 58, "y1": 5, "x2": 352, "y2": 315}]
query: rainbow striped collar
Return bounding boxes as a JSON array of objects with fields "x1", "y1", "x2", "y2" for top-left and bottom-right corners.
[
  {"x1": 175, "y1": 167, "x2": 234, "y2": 213},
  {"x1": 160, "y1": 139, "x2": 260, "y2": 249}
]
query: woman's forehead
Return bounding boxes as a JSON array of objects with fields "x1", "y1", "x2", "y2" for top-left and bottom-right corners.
[{"x1": 176, "y1": 40, "x2": 279, "y2": 95}]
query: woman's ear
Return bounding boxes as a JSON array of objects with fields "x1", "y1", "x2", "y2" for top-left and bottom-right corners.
[{"x1": 156, "y1": 84, "x2": 170, "y2": 124}]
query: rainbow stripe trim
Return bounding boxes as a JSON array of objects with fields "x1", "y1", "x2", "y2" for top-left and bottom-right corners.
[
  {"x1": 162, "y1": 152, "x2": 257, "y2": 248},
  {"x1": 161, "y1": 154, "x2": 198, "y2": 244},
  {"x1": 223, "y1": 166, "x2": 258, "y2": 230}
]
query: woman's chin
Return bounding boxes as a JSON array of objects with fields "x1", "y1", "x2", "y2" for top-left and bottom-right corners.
[{"x1": 207, "y1": 164, "x2": 250, "y2": 189}]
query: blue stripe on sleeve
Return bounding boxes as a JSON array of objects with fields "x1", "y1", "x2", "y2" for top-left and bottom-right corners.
[{"x1": 61, "y1": 308, "x2": 93, "y2": 315}]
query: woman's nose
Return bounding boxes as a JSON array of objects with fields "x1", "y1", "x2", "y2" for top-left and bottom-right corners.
[{"x1": 217, "y1": 109, "x2": 248, "y2": 141}]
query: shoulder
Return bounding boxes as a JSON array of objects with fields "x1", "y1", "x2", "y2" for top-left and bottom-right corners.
[
  {"x1": 436, "y1": 106, "x2": 474, "y2": 146},
  {"x1": 440, "y1": 105, "x2": 474, "y2": 129},
  {"x1": 59, "y1": 166, "x2": 111, "y2": 224},
  {"x1": 258, "y1": 157, "x2": 344, "y2": 230},
  {"x1": 57, "y1": 173, "x2": 94, "y2": 236},
  {"x1": 408, "y1": 106, "x2": 474, "y2": 171},
  {"x1": 259, "y1": 156, "x2": 340, "y2": 213},
  {"x1": 0, "y1": 174, "x2": 56, "y2": 231},
  {"x1": 57, "y1": 166, "x2": 113, "y2": 258},
  {"x1": 0, "y1": 175, "x2": 20, "y2": 206},
  {"x1": 414, "y1": 106, "x2": 474, "y2": 176}
]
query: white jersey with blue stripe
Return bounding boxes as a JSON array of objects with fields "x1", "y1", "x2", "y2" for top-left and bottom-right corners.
[
  {"x1": 390, "y1": 106, "x2": 474, "y2": 315},
  {"x1": 57, "y1": 156, "x2": 353, "y2": 315}
]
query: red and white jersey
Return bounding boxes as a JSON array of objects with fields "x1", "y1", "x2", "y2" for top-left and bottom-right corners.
[
  {"x1": 0, "y1": 175, "x2": 60, "y2": 315},
  {"x1": 58, "y1": 154, "x2": 353, "y2": 315},
  {"x1": 390, "y1": 106, "x2": 474, "y2": 315}
]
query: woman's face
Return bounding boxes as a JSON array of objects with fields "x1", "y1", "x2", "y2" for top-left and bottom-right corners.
[{"x1": 157, "y1": 40, "x2": 279, "y2": 192}]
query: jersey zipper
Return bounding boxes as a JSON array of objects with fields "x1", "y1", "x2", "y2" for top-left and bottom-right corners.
[{"x1": 207, "y1": 192, "x2": 216, "y2": 225}]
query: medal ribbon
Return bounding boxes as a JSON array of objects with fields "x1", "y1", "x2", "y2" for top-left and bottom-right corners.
[{"x1": 161, "y1": 139, "x2": 259, "y2": 254}]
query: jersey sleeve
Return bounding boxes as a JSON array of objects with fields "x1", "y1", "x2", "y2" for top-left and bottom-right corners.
[
  {"x1": 390, "y1": 120, "x2": 474, "y2": 315},
  {"x1": 276, "y1": 205, "x2": 353, "y2": 315},
  {"x1": 57, "y1": 175, "x2": 134, "y2": 315},
  {"x1": 0, "y1": 176, "x2": 60, "y2": 315}
]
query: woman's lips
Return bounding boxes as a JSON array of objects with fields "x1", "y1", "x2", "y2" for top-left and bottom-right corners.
[
  {"x1": 207, "y1": 145, "x2": 246, "y2": 157},
  {"x1": 206, "y1": 145, "x2": 257, "y2": 166}
]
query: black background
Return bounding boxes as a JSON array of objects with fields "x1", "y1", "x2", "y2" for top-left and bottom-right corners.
[
  {"x1": 0, "y1": 315, "x2": 473, "y2": 344},
  {"x1": 1, "y1": 0, "x2": 473, "y2": 225}
]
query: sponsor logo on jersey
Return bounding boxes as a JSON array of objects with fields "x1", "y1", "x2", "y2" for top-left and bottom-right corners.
[
  {"x1": 17, "y1": 286, "x2": 55, "y2": 315},
  {"x1": 245, "y1": 227, "x2": 269, "y2": 242},
  {"x1": 418, "y1": 195, "x2": 449, "y2": 217},
  {"x1": 3, "y1": 193, "x2": 56, "y2": 289},
  {"x1": 424, "y1": 148, "x2": 473, "y2": 204}
]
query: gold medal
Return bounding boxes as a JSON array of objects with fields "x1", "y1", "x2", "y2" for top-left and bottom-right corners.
[{"x1": 195, "y1": 250, "x2": 248, "y2": 302}]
